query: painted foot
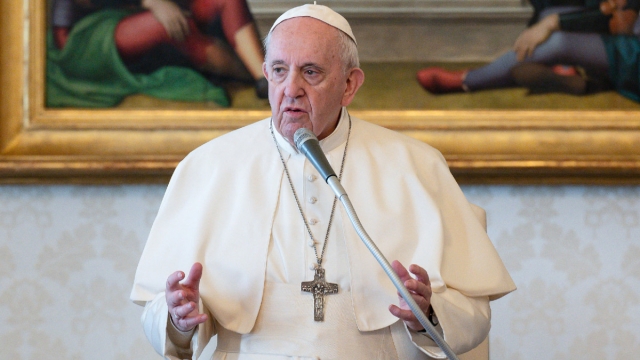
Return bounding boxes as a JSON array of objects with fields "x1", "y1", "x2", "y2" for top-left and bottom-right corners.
[
  {"x1": 416, "y1": 67, "x2": 466, "y2": 94},
  {"x1": 551, "y1": 64, "x2": 578, "y2": 77}
]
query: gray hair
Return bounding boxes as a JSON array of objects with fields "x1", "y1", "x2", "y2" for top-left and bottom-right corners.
[{"x1": 263, "y1": 26, "x2": 360, "y2": 75}]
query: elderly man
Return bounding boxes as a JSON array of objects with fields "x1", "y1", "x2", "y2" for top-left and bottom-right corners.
[{"x1": 131, "y1": 4, "x2": 515, "y2": 359}]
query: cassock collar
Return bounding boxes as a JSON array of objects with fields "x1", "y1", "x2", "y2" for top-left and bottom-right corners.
[{"x1": 272, "y1": 107, "x2": 350, "y2": 156}]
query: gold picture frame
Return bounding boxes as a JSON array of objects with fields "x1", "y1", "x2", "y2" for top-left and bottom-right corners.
[{"x1": 1, "y1": 0, "x2": 640, "y2": 184}]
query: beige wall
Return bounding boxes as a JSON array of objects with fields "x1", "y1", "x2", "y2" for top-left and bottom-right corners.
[{"x1": 0, "y1": 185, "x2": 638, "y2": 359}]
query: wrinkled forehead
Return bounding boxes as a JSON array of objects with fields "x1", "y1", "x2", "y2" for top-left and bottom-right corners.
[{"x1": 265, "y1": 20, "x2": 346, "y2": 73}]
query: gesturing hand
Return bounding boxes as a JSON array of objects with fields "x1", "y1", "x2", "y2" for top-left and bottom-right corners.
[
  {"x1": 388, "y1": 260, "x2": 432, "y2": 331},
  {"x1": 142, "y1": 0, "x2": 190, "y2": 42},
  {"x1": 514, "y1": 13, "x2": 560, "y2": 61},
  {"x1": 166, "y1": 262, "x2": 208, "y2": 332}
]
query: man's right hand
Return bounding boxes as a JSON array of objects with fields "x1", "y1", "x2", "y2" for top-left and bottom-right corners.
[
  {"x1": 142, "y1": 0, "x2": 190, "y2": 42},
  {"x1": 514, "y1": 13, "x2": 560, "y2": 61},
  {"x1": 166, "y1": 262, "x2": 208, "y2": 332}
]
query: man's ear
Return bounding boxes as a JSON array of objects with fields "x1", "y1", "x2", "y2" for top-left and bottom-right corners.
[
  {"x1": 341, "y1": 68, "x2": 365, "y2": 106},
  {"x1": 262, "y1": 62, "x2": 269, "y2": 80}
]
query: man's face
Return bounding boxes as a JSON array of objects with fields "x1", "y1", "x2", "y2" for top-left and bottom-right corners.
[{"x1": 263, "y1": 17, "x2": 360, "y2": 143}]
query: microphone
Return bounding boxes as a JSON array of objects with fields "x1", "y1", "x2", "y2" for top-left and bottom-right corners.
[{"x1": 293, "y1": 128, "x2": 336, "y2": 182}]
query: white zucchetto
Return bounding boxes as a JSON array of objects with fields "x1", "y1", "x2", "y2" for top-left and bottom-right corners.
[{"x1": 268, "y1": 3, "x2": 357, "y2": 45}]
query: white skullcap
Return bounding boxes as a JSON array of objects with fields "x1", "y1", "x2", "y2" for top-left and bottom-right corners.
[{"x1": 268, "y1": 3, "x2": 357, "y2": 45}]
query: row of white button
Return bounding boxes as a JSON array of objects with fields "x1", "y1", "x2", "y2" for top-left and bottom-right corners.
[{"x1": 306, "y1": 172, "x2": 319, "y2": 270}]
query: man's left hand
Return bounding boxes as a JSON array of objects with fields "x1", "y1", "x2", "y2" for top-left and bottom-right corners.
[{"x1": 388, "y1": 260, "x2": 432, "y2": 331}]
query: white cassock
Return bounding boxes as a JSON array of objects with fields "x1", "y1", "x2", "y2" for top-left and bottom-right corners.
[{"x1": 130, "y1": 108, "x2": 516, "y2": 359}]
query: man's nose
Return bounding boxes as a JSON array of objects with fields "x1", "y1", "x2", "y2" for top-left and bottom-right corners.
[{"x1": 283, "y1": 73, "x2": 305, "y2": 98}]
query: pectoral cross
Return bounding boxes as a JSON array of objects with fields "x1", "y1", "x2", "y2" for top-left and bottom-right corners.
[{"x1": 301, "y1": 267, "x2": 338, "y2": 321}]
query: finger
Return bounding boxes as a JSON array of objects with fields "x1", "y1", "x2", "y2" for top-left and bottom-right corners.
[
  {"x1": 176, "y1": 313, "x2": 208, "y2": 332},
  {"x1": 516, "y1": 48, "x2": 526, "y2": 62},
  {"x1": 391, "y1": 260, "x2": 412, "y2": 283},
  {"x1": 160, "y1": 17, "x2": 180, "y2": 42},
  {"x1": 513, "y1": 40, "x2": 525, "y2": 61},
  {"x1": 177, "y1": 13, "x2": 189, "y2": 37},
  {"x1": 408, "y1": 264, "x2": 430, "y2": 284},
  {"x1": 513, "y1": 34, "x2": 529, "y2": 62},
  {"x1": 166, "y1": 21, "x2": 181, "y2": 42},
  {"x1": 183, "y1": 262, "x2": 203, "y2": 289},
  {"x1": 173, "y1": 301, "x2": 198, "y2": 319},
  {"x1": 408, "y1": 265, "x2": 431, "y2": 297},
  {"x1": 166, "y1": 288, "x2": 189, "y2": 308},
  {"x1": 389, "y1": 304, "x2": 421, "y2": 327},
  {"x1": 166, "y1": 270, "x2": 185, "y2": 292},
  {"x1": 404, "y1": 278, "x2": 431, "y2": 299},
  {"x1": 396, "y1": 290, "x2": 431, "y2": 312},
  {"x1": 410, "y1": 291, "x2": 431, "y2": 312},
  {"x1": 172, "y1": 22, "x2": 186, "y2": 42},
  {"x1": 513, "y1": 37, "x2": 523, "y2": 51}
]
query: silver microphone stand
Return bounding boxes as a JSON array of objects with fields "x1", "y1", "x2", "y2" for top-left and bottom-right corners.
[
  {"x1": 293, "y1": 127, "x2": 459, "y2": 359},
  {"x1": 326, "y1": 176, "x2": 459, "y2": 360}
]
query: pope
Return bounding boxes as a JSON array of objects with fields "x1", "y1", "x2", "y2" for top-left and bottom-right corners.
[{"x1": 131, "y1": 4, "x2": 516, "y2": 359}]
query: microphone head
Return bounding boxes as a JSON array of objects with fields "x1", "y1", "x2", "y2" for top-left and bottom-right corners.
[
  {"x1": 293, "y1": 128, "x2": 318, "y2": 151},
  {"x1": 293, "y1": 127, "x2": 336, "y2": 181}
]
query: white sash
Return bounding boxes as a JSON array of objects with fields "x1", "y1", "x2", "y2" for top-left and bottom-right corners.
[{"x1": 212, "y1": 282, "x2": 399, "y2": 360}]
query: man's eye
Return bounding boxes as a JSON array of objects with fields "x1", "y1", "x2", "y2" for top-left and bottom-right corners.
[
  {"x1": 273, "y1": 67, "x2": 285, "y2": 74},
  {"x1": 305, "y1": 70, "x2": 317, "y2": 75}
]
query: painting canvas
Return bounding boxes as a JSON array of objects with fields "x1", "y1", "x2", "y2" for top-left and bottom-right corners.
[
  {"x1": 43, "y1": 0, "x2": 640, "y2": 112},
  {"x1": 1, "y1": 0, "x2": 639, "y2": 183},
  {"x1": 45, "y1": 0, "x2": 270, "y2": 111}
]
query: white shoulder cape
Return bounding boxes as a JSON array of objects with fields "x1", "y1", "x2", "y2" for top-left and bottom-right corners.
[{"x1": 131, "y1": 116, "x2": 515, "y2": 335}]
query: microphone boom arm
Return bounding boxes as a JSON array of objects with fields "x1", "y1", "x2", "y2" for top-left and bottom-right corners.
[
  {"x1": 294, "y1": 127, "x2": 458, "y2": 359},
  {"x1": 327, "y1": 175, "x2": 459, "y2": 360}
]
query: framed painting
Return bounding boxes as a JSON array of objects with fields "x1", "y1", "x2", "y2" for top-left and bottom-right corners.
[{"x1": 1, "y1": 0, "x2": 639, "y2": 184}]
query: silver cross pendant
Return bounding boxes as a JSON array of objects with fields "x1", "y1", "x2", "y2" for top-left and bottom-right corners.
[{"x1": 301, "y1": 267, "x2": 338, "y2": 321}]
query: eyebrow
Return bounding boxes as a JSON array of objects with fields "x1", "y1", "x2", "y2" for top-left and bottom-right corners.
[
  {"x1": 268, "y1": 60, "x2": 324, "y2": 71},
  {"x1": 269, "y1": 60, "x2": 287, "y2": 67}
]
